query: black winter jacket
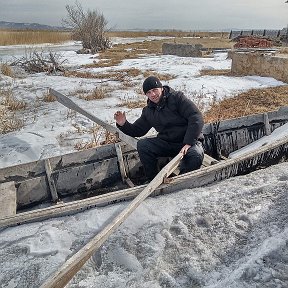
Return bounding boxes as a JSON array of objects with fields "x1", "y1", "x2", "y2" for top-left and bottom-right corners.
[{"x1": 117, "y1": 86, "x2": 204, "y2": 146}]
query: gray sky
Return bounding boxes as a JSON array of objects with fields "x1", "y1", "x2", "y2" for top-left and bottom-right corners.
[{"x1": 0, "y1": 0, "x2": 287, "y2": 30}]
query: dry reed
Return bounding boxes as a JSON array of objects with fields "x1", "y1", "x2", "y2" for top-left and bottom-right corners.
[{"x1": 0, "y1": 29, "x2": 72, "y2": 46}]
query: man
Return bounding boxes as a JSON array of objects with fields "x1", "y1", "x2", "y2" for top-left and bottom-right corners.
[{"x1": 114, "y1": 76, "x2": 204, "y2": 181}]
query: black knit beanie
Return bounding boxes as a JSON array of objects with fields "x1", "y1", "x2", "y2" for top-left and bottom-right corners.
[{"x1": 142, "y1": 76, "x2": 163, "y2": 94}]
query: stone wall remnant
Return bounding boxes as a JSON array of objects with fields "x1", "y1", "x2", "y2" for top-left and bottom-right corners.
[
  {"x1": 231, "y1": 52, "x2": 288, "y2": 83},
  {"x1": 162, "y1": 43, "x2": 203, "y2": 57}
]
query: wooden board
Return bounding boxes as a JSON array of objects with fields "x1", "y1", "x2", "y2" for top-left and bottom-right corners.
[
  {"x1": 49, "y1": 89, "x2": 138, "y2": 149},
  {"x1": 0, "y1": 182, "x2": 16, "y2": 218},
  {"x1": 0, "y1": 142, "x2": 129, "y2": 182}
]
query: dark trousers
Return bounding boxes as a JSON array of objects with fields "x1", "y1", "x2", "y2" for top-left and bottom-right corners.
[{"x1": 137, "y1": 137, "x2": 204, "y2": 180}]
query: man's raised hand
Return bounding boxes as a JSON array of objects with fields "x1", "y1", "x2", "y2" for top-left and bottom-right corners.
[{"x1": 114, "y1": 111, "x2": 126, "y2": 126}]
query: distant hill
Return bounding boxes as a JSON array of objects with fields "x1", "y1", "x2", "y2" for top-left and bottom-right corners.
[{"x1": 0, "y1": 21, "x2": 67, "y2": 31}]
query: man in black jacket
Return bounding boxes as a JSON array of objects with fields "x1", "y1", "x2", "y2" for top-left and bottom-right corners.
[{"x1": 114, "y1": 76, "x2": 204, "y2": 181}]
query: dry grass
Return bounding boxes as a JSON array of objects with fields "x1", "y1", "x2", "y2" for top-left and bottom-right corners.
[
  {"x1": 0, "y1": 107, "x2": 24, "y2": 134},
  {"x1": 279, "y1": 47, "x2": 288, "y2": 54},
  {"x1": 64, "y1": 68, "x2": 176, "y2": 89},
  {"x1": 0, "y1": 86, "x2": 25, "y2": 133},
  {"x1": 143, "y1": 71, "x2": 176, "y2": 81},
  {"x1": 0, "y1": 29, "x2": 72, "y2": 46},
  {"x1": 0, "y1": 87, "x2": 27, "y2": 111},
  {"x1": 117, "y1": 93, "x2": 147, "y2": 109},
  {"x1": 73, "y1": 125, "x2": 118, "y2": 151},
  {"x1": 204, "y1": 85, "x2": 288, "y2": 123},
  {"x1": 88, "y1": 36, "x2": 233, "y2": 69},
  {"x1": 199, "y1": 69, "x2": 232, "y2": 76},
  {"x1": 79, "y1": 87, "x2": 109, "y2": 101},
  {"x1": 107, "y1": 31, "x2": 230, "y2": 39},
  {"x1": 43, "y1": 91, "x2": 56, "y2": 102},
  {"x1": 1, "y1": 63, "x2": 14, "y2": 77}
]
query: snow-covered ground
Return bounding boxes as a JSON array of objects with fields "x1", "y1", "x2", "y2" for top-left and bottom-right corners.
[
  {"x1": 0, "y1": 38, "x2": 288, "y2": 288},
  {"x1": 0, "y1": 39, "x2": 286, "y2": 168},
  {"x1": 1, "y1": 162, "x2": 288, "y2": 288}
]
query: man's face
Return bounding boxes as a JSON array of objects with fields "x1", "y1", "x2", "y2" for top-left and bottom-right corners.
[{"x1": 145, "y1": 87, "x2": 163, "y2": 104}]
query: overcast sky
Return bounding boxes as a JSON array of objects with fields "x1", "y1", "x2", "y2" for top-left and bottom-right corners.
[{"x1": 0, "y1": 0, "x2": 287, "y2": 31}]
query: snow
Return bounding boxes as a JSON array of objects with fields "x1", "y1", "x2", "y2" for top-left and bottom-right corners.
[
  {"x1": 1, "y1": 163, "x2": 288, "y2": 287},
  {"x1": 0, "y1": 37, "x2": 288, "y2": 287}
]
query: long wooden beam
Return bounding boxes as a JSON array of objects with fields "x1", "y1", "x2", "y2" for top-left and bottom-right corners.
[
  {"x1": 49, "y1": 88, "x2": 138, "y2": 149},
  {"x1": 40, "y1": 152, "x2": 183, "y2": 288}
]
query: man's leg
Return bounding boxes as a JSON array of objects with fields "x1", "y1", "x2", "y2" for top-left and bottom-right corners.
[
  {"x1": 179, "y1": 141, "x2": 204, "y2": 174},
  {"x1": 137, "y1": 137, "x2": 173, "y2": 180}
]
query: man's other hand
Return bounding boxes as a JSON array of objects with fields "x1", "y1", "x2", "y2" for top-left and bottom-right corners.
[{"x1": 180, "y1": 144, "x2": 191, "y2": 155}]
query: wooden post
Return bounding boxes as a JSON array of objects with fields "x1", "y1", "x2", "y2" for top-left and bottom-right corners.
[
  {"x1": 0, "y1": 182, "x2": 16, "y2": 218},
  {"x1": 263, "y1": 113, "x2": 271, "y2": 136},
  {"x1": 44, "y1": 159, "x2": 58, "y2": 202},
  {"x1": 115, "y1": 143, "x2": 134, "y2": 188}
]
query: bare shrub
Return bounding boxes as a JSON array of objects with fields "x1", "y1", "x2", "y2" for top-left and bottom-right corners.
[
  {"x1": 63, "y1": 1, "x2": 111, "y2": 53},
  {"x1": 11, "y1": 50, "x2": 66, "y2": 74}
]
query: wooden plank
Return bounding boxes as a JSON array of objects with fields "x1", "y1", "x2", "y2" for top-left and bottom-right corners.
[
  {"x1": 44, "y1": 159, "x2": 58, "y2": 202},
  {"x1": 201, "y1": 106, "x2": 288, "y2": 134},
  {"x1": 115, "y1": 143, "x2": 128, "y2": 182},
  {"x1": 264, "y1": 113, "x2": 271, "y2": 136},
  {"x1": 15, "y1": 154, "x2": 127, "y2": 207},
  {"x1": 40, "y1": 153, "x2": 183, "y2": 288},
  {"x1": 1, "y1": 134, "x2": 288, "y2": 228},
  {"x1": 268, "y1": 106, "x2": 288, "y2": 121},
  {"x1": 115, "y1": 143, "x2": 134, "y2": 187},
  {"x1": 0, "y1": 182, "x2": 16, "y2": 218},
  {"x1": 54, "y1": 157, "x2": 121, "y2": 196},
  {"x1": 0, "y1": 142, "x2": 132, "y2": 183},
  {"x1": 49, "y1": 89, "x2": 138, "y2": 149},
  {"x1": 202, "y1": 154, "x2": 219, "y2": 167},
  {"x1": 16, "y1": 176, "x2": 49, "y2": 208}
]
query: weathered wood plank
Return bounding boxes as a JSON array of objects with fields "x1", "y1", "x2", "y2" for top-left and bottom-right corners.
[
  {"x1": 49, "y1": 89, "x2": 138, "y2": 149},
  {"x1": 115, "y1": 143, "x2": 134, "y2": 187},
  {"x1": 15, "y1": 155, "x2": 125, "y2": 208},
  {"x1": 40, "y1": 153, "x2": 183, "y2": 288},
  {"x1": 0, "y1": 142, "x2": 133, "y2": 183},
  {"x1": 16, "y1": 176, "x2": 50, "y2": 208},
  {"x1": 44, "y1": 159, "x2": 58, "y2": 202},
  {"x1": 202, "y1": 154, "x2": 219, "y2": 167},
  {"x1": 54, "y1": 157, "x2": 121, "y2": 195},
  {"x1": 202, "y1": 106, "x2": 288, "y2": 134},
  {"x1": 0, "y1": 182, "x2": 16, "y2": 218}
]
